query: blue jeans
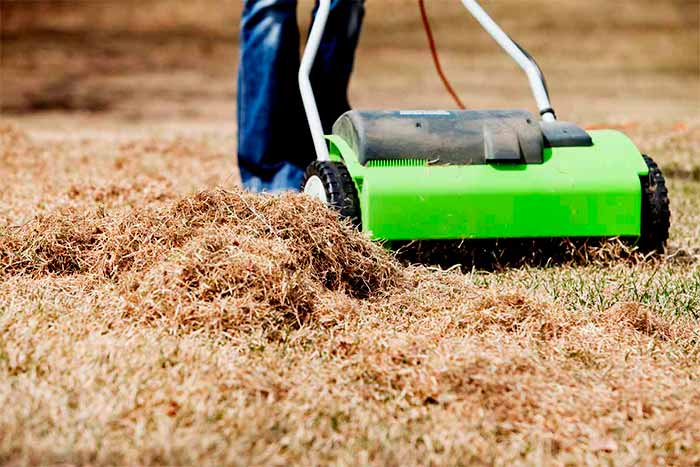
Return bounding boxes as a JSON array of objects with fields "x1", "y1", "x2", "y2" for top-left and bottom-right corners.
[{"x1": 237, "y1": 0, "x2": 365, "y2": 192}]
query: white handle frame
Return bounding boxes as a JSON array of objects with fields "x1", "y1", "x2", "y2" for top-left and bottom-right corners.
[
  {"x1": 459, "y1": 0, "x2": 555, "y2": 122},
  {"x1": 299, "y1": 0, "x2": 332, "y2": 162},
  {"x1": 299, "y1": 0, "x2": 556, "y2": 162}
]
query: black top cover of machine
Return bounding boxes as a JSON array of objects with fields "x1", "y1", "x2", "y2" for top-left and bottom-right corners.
[{"x1": 332, "y1": 110, "x2": 593, "y2": 166}]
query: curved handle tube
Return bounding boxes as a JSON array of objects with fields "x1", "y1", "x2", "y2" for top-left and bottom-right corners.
[
  {"x1": 299, "y1": 0, "x2": 331, "y2": 161},
  {"x1": 459, "y1": 0, "x2": 556, "y2": 121}
]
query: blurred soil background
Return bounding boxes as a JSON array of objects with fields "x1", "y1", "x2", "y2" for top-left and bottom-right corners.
[{"x1": 2, "y1": 0, "x2": 698, "y2": 125}]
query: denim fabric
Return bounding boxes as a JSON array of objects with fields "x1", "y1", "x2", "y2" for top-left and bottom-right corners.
[{"x1": 237, "y1": 0, "x2": 365, "y2": 192}]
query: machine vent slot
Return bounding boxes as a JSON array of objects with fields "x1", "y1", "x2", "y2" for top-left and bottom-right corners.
[{"x1": 366, "y1": 159, "x2": 427, "y2": 168}]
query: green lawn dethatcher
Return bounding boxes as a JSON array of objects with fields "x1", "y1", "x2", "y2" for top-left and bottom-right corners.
[{"x1": 300, "y1": 0, "x2": 671, "y2": 256}]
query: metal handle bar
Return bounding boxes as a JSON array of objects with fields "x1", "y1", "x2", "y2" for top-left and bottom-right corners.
[{"x1": 299, "y1": 0, "x2": 332, "y2": 161}]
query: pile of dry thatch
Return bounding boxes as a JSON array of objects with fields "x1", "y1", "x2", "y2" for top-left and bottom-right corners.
[{"x1": 1, "y1": 189, "x2": 400, "y2": 336}]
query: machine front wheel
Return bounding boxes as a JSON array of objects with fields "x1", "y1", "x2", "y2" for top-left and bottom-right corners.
[
  {"x1": 638, "y1": 155, "x2": 670, "y2": 253},
  {"x1": 302, "y1": 161, "x2": 361, "y2": 229}
]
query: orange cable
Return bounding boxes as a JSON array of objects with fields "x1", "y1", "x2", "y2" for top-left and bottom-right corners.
[{"x1": 418, "y1": 0, "x2": 466, "y2": 109}]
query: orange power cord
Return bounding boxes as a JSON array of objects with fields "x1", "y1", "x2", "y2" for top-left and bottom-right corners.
[{"x1": 418, "y1": 0, "x2": 466, "y2": 110}]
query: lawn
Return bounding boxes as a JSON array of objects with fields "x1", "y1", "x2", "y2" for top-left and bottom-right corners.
[{"x1": 1, "y1": 0, "x2": 698, "y2": 464}]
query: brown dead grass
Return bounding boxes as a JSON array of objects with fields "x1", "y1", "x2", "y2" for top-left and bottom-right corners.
[
  {"x1": 1, "y1": 186, "x2": 400, "y2": 337},
  {"x1": 1, "y1": 0, "x2": 699, "y2": 461},
  {"x1": 2, "y1": 258, "x2": 699, "y2": 464},
  {"x1": 1, "y1": 126, "x2": 699, "y2": 465},
  {"x1": 0, "y1": 124, "x2": 36, "y2": 167}
]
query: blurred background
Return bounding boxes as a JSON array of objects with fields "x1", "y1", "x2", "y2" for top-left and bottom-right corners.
[{"x1": 1, "y1": 0, "x2": 698, "y2": 134}]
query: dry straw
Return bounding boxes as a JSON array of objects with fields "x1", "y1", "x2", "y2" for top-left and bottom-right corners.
[
  {"x1": 1, "y1": 126, "x2": 698, "y2": 465},
  {"x1": 1, "y1": 188, "x2": 401, "y2": 336}
]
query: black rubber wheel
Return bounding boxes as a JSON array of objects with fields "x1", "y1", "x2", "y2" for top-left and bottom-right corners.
[
  {"x1": 301, "y1": 161, "x2": 361, "y2": 229},
  {"x1": 638, "y1": 154, "x2": 670, "y2": 253}
]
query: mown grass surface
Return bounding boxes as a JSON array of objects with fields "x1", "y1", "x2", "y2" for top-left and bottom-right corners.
[{"x1": 1, "y1": 116, "x2": 698, "y2": 466}]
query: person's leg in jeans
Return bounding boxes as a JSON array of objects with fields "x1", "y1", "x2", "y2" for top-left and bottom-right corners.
[
  {"x1": 237, "y1": 0, "x2": 365, "y2": 192},
  {"x1": 238, "y1": 0, "x2": 306, "y2": 192}
]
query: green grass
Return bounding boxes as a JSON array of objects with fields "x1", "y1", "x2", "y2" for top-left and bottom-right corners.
[{"x1": 475, "y1": 265, "x2": 700, "y2": 317}]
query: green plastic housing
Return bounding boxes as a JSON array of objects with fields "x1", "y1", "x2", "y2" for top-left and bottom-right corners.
[{"x1": 327, "y1": 130, "x2": 648, "y2": 241}]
